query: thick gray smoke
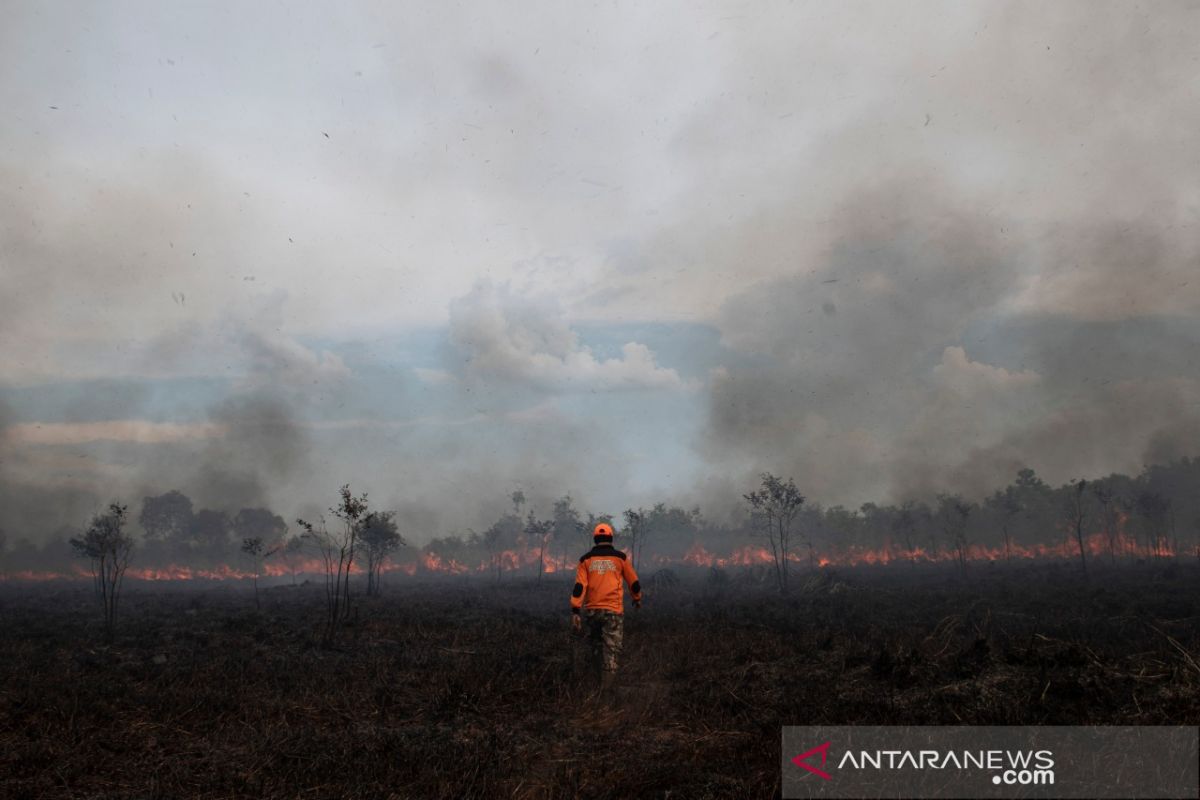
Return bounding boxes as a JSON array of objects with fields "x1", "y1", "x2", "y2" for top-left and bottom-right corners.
[
  {"x1": 3, "y1": 2, "x2": 1200, "y2": 554},
  {"x1": 187, "y1": 393, "x2": 310, "y2": 511},
  {"x1": 0, "y1": 392, "x2": 311, "y2": 555},
  {"x1": 0, "y1": 399, "x2": 101, "y2": 557},
  {"x1": 673, "y1": 4, "x2": 1200, "y2": 509},
  {"x1": 702, "y1": 186, "x2": 1200, "y2": 507}
]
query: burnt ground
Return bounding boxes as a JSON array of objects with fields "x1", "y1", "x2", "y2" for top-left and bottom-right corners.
[{"x1": 2, "y1": 561, "x2": 1199, "y2": 798}]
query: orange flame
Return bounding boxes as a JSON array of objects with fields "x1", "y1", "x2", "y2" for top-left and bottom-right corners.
[{"x1": 1, "y1": 521, "x2": 1185, "y2": 583}]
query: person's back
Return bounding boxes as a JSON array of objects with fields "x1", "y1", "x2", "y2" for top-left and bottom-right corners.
[{"x1": 571, "y1": 522, "x2": 642, "y2": 691}]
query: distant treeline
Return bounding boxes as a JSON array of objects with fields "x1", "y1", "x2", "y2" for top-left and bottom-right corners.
[{"x1": 1, "y1": 457, "x2": 1198, "y2": 576}]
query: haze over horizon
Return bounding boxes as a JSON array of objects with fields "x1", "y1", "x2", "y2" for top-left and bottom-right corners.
[{"x1": 2, "y1": 2, "x2": 1199, "y2": 544}]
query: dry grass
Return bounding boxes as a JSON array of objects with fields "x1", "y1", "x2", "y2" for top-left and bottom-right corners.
[{"x1": 2, "y1": 561, "x2": 1199, "y2": 798}]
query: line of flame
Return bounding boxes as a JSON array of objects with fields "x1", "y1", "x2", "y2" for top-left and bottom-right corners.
[{"x1": 1, "y1": 527, "x2": 1184, "y2": 583}]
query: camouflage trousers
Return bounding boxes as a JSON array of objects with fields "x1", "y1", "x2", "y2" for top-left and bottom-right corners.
[{"x1": 585, "y1": 609, "x2": 624, "y2": 674}]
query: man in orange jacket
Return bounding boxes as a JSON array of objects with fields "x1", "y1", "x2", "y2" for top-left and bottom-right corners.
[{"x1": 571, "y1": 522, "x2": 642, "y2": 690}]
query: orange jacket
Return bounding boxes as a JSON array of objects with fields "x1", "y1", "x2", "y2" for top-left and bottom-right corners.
[{"x1": 571, "y1": 544, "x2": 641, "y2": 615}]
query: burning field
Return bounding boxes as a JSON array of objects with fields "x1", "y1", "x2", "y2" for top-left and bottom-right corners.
[
  {"x1": 4, "y1": 2, "x2": 1200, "y2": 796},
  {"x1": 2, "y1": 561, "x2": 1200, "y2": 798},
  {"x1": 0, "y1": 463, "x2": 1197, "y2": 797}
]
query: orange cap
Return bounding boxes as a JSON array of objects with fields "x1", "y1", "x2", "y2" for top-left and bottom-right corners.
[{"x1": 593, "y1": 522, "x2": 614, "y2": 541}]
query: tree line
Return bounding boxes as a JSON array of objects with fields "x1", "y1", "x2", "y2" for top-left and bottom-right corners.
[
  {"x1": 2, "y1": 456, "x2": 1198, "y2": 633},
  {"x1": 743, "y1": 459, "x2": 1200, "y2": 592}
]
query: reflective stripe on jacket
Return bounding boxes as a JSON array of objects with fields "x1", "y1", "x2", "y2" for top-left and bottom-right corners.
[{"x1": 570, "y1": 544, "x2": 641, "y2": 615}]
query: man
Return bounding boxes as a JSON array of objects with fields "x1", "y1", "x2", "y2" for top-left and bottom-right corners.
[{"x1": 571, "y1": 522, "x2": 642, "y2": 691}]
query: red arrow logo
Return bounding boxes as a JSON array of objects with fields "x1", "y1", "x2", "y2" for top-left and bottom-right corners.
[{"x1": 791, "y1": 741, "x2": 832, "y2": 780}]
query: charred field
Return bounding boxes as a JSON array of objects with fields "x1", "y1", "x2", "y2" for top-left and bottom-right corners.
[{"x1": 2, "y1": 562, "x2": 1199, "y2": 799}]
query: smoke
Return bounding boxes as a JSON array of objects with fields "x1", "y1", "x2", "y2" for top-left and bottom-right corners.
[
  {"x1": 0, "y1": 398, "x2": 99, "y2": 563},
  {"x1": 4, "y1": 1, "x2": 1200, "y2": 555},
  {"x1": 376, "y1": 408, "x2": 621, "y2": 539},
  {"x1": 701, "y1": 180, "x2": 1200, "y2": 507},
  {"x1": 701, "y1": 182, "x2": 1013, "y2": 502},
  {"x1": 662, "y1": 4, "x2": 1200, "y2": 510},
  {"x1": 0, "y1": 147, "x2": 339, "y2": 540},
  {"x1": 0, "y1": 394, "x2": 310, "y2": 546},
  {"x1": 186, "y1": 393, "x2": 310, "y2": 511}
]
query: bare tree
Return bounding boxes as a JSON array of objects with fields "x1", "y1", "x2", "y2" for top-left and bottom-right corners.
[
  {"x1": 936, "y1": 494, "x2": 972, "y2": 574},
  {"x1": 510, "y1": 489, "x2": 526, "y2": 518},
  {"x1": 478, "y1": 523, "x2": 505, "y2": 582},
  {"x1": 297, "y1": 485, "x2": 369, "y2": 646},
  {"x1": 986, "y1": 486, "x2": 1021, "y2": 563},
  {"x1": 744, "y1": 473, "x2": 805, "y2": 593},
  {"x1": 233, "y1": 508, "x2": 288, "y2": 551},
  {"x1": 359, "y1": 511, "x2": 404, "y2": 596},
  {"x1": 283, "y1": 534, "x2": 305, "y2": 584},
  {"x1": 240, "y1": 537, "x2": 267, "y2": 609},
  {"x1": 1135, "y1": 491, "x2": 1171, "y2": 559},
  {"x1": 1092, "y1": 483, "x2": 1120, "y2": 565},
  {"x1": 622, "y1": 508, "x2": 646, "y2": 570},
  {"x1": 235, "y1": 507, "x2": 288, "y2": 605},
  {"x1": 892, "y1": 501, "x2": 919, "y2": 565},
  {"x1": 1064, "y1": 479, "x2": 1091, "y2": 577},
  {"x1": 524, "y1": 512, "x2": 554, "y2": 583},
  {"x1": 70, "y1": 503, "x2": 134, "y2": 637},
  {"x1": 552, "y1": 495, "x2": 582, "y2": 543}
]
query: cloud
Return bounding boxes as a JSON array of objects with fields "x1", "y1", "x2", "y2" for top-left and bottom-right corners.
[
  {"x1": 933, "y1": 347, "x2": 1040, "y2": 394},
  {"x1": 447, "y1": 281, "x2": 689, "y2": 392}
]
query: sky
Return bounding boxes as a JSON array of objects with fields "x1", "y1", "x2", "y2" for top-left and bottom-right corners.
[{"x1": 2, "y1": 1, "x2": 1198, "y2": 544}]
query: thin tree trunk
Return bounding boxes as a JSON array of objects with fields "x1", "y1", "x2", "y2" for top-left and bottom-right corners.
[
  {"x1": 537, "y1": 538, "x2": 545, "y2": 585},
  {"x1": 779, "y1": 518, "x2": 789, "y2": 592},
  {"x1": 1075, "y1": 519, "x2": 1088, "y2": 578},
  {"x1": 765, "y1": 520, "x2": 782, "y2": 594}
]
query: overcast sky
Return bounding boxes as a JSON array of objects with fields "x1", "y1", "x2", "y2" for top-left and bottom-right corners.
[{"x1": 2, "y1": 2, "x2": 1198, "y2": 543}]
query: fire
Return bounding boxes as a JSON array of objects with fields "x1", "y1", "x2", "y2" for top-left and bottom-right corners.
[
  {"x1": 0, "y1": 518, "x2": 1186, "y2": 583},
  {"x1": 0, "y1": 569, "x2": 77, "y2": 582},
  {"x1": 262, "y1": 557, "x2": 326, "y2": 577},
  {"x1": 420, "y1": 551, "x2": 469, "y2": 574},
  {"x1": 679, "y1": 544, "x2": 777, "y2": 568},
  {"x1": 128, "y1": 564, "x2": 253, "y2": 581}
]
